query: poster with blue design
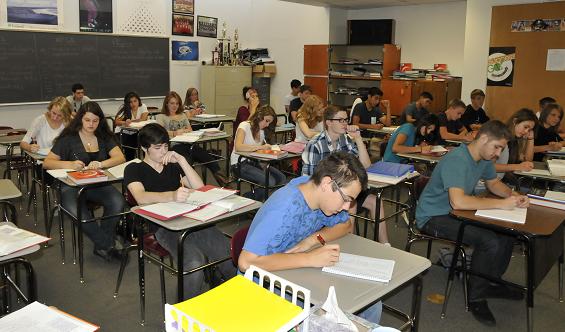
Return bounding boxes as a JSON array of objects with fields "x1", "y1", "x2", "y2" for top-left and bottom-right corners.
[{"x1": 172, "y1": 41, "x2": 198, "y2": 61}]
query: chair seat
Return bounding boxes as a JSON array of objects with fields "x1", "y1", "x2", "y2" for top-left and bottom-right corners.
[{"x1": 143, "y1": 233, "x2": 170, "y2": 258}]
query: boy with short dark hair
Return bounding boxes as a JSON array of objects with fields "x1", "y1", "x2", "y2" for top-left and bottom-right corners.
[
  {"x1": 66, "y1": 83, "x2": 91, "y2": 113},
  {"x1": 288, "y1": 85, "x2": 312, "y2": 124},
  {"x1": 284, "y1": 79, "x2": 302, "y2": 114},
  {"x1": 400, "y1": 91, "x2": 433, "y2": 124},
  {"x1": 438, "y1": 99, "x2": 474, "y2": 142},
  {"x1": 351, "y1": 87, "x2": 391, "y2": 137},
  {"x1": 461, "y1": 89, "x2": 489, "y2": 131}
]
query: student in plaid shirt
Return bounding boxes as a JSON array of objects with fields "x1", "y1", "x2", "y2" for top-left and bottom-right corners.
[{"x1": 302, "y1": 105, "x2": 391, "y2": 245}]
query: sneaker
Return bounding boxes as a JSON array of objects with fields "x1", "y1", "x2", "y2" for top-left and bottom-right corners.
[
  {"x1": 469, "y1": 300, "x2": 496, "y2": 327},
  {"x1": 485, "y1": 284, "x2": 524, "y2": 301}
]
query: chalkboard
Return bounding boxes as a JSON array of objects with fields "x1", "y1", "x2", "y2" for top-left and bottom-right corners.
[{"x1": 0, "y1": 30, "x2": 169, "y2": 104}]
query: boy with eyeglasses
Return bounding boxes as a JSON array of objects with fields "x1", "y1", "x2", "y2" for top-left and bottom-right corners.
[
  {"x1": 302, "y1": 105, "x2": 391, "y2": 245},
  {"x1": 239, "y1": 152, "x2": 383, "y2": 324}
]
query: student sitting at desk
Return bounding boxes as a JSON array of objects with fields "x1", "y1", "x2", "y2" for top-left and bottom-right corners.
[
  {"x1": 534, "y1": 103, "x2": 564, "y2": 161},
  {"x1": 124, "y1": 123, "x2": 235, "y2": 298},
  {"x1": 183, "y1": 87, "x2": 206, "y2": 118},
  {"x1": 497, "y1": 109, "x2": 536, "y2": 176},
  {"x1": 294, "y1": 95, "x2": 324, "y2": 143},
  {"x1": 302, "y1": 106, "x2": 390, "y2": 245},
  {"x1": 416, "y1": 120, "x2": 528, "y2": 326},
  {"x1": 43, "y1": 101, "x2": 126, "y2": 261},
  {"x1": 239, "y1": 152, "x2": 382, "y2": 324},
  {"x1": 399, "y1": 91, "x2": 433, "y2": 124},
  {"x1": 288, "y1": 85, "x2": 312, "y2": 125},
  {"x1": 114, "y1": 92, "x2": 149, "y2": 160},
  {"x1": 66, "y1": 83, "x2": 91, "y2": 114},
  {"x1": 233, "y1": 87, "x2": 260, "y2": 138},
  {"x1": 351, "y1": 87, "x2": 391, "y2": 138},
  {"x1": 382, "y1": 114, "x2": 439, "y2": 163},
  {"x1": 535, "y1": 96, "x2": 556, "y2": 119},
  {"x1": 283, "y1": 79, "x2": 301, "y2": 115},
  {"x1": 438, "y1": 99, "x2": 474, "y2": 143},
  {"x1": 461, "y1": 89, "x2": 490, "y2": 132},
  {"x1": 231, "y1": 105, "x2": 286, "y2": 201},
  {"x1": 156, "y1": 91, "x2": 228, "y2": 186},
  {"x1": 20, "y1": 96, "x2": 72, "y2": 154}
]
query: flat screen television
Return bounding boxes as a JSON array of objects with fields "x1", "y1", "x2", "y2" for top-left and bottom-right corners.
[{"x1": 348, "y1": 19, "x2": 395, "y2": 45}]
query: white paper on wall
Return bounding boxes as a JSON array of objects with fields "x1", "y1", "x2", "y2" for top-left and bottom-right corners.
[
  {"x1": 546, "y1": 49, "x2": 565, "y2": 71},
  {"x1": 117, "y1": 0, "x2": 167, "y2": 36}
]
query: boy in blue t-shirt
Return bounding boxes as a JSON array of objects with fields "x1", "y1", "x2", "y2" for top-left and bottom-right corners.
[
  {"x1": 416, "y1": 120, "x2": 529, "y2": 327},
  {"x1": 239, "y1": 151, "x2": 382, "y2": 323}
]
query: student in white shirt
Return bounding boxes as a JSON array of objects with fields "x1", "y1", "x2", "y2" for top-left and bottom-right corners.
[
  {"x1": 295, "y1": 95, "x2": 324, "y2": 143},
  {"x1": 283, "y1": 79, "x2": 301, "y2": 115},
  {"x1": 20, "y1": 96, "x2": 73, "y2": 154},
  {"x1": 231, "y1": 105, "x2": 286, "y2": 201},
  {"x1": 114, "y1": 91, "x2": 149, "y2": 160}
]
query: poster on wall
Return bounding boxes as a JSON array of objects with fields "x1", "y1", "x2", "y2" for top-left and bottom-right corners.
[
  {"x1": 197, "y1": 16, "x2": 218, "y2": 38},
  {"x1": 172, "y1": 13, "x2": 194, "y2": 36},
  {"x1": 172, "y1": 41, "x2": 198, "y2": 61},
  {"x1": 173, "y1": 0, "x2": 194, "y2": 15},
  {"x1": 79, "y1": 0, "x2": 112, "y2": 33},
  {"x1": 117, "y1": 0, "x2": 167, "y2": 36},
  {"x1": 511, "y1": 18, "x2": 564, "y2": 32},
  {"x1": 6, "y1": 0, "x2": 63, "y2": 30},
  {"x1": 487, "y1": 47, "x2": 516, "y2": 87}
]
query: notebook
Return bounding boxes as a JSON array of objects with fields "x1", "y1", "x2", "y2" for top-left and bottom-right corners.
[
  {"x1": 322, "y1": 252, "x2": 395, "y2": 283},
  {"x1": 528, "y1": 191, "x2": 565, "y2": 211},
  {"x1": 184, "y1": 195, "x2": 255, "y2": 221},
  {"x1": 107, "y1": 159, "x2": 141, "y2": 179},
  {"x1": 167, "y1": 275, "x2": 303, "y2": 332},
  {"x1": 170, "y1": 131, "x2": 204, "y2": 143},
  {"x1": 0, "y1": 224, "x2": 50, "y2": 256},
  {"x1": 475, "y1": 208, "x2": 527, "y2": 224}
]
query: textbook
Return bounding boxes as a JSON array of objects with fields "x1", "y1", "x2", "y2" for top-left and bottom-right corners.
[
  {"x1": 367, "y1": 171, "x2": 419, "y2": 185},
  {"x1": 136, "y1": 186, "x2": 236, "y2": 221},
  {"x1": 184, "y1": 195, "x2": 255, "y2": 221},
  {"x1": 0, "y1": 224, "x2": 50, "y2": 256},
  {"x1": 170, "y1": 131, "x2": 204, "y2": 143},
  {"x1": 201, "y1": 128, "x2": 227, "y2": 137},
  {"x1": 107, "y1": 159, "x2": 142, "y2": 179},
  {"x1": 322, "y1": 252, "x2": 395, "y2": 283},
  {"x1": 547, "y1": 159, "x2": 565, "y2": 176},
  {"x1": 46, "y1": 169, "x2": 75, "y2": 178},
  {"x1": 528, "y1": 190, "x2": 565, "y2": 211},
  {"x1": 0, "y1": 301, "x2": 99, "y2": 331},
  {"x1": 128, "y1": 120, "x2": 157, "y2": 129},
  {"x1": 249, "y1": 149, "x2": 288, "y2": 159},
  {"x1": 166, "y1": 275, "x2": 303, "y2": 332},
  {"x1": 67, "y1": 169, "x2": 108, "y2": 185},
  {"x1": 193, "y1": 114, "x2": 225, "y2": 118},
  {"x1": 475, "y1": 207, "x2": 527, "y2": 224}
]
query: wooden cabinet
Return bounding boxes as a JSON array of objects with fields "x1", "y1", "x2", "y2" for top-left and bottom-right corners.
[
  {"x1": 303, "y1": 44, "x2": 400, "y2": 110},
  {"x1": 200, "y1": 66, "x2": 252, "y2": 117},
  {"x1": 381, "y1": 78, "x2": 462, "y2": 116}
]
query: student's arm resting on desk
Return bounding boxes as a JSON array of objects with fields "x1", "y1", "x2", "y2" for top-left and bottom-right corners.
[
  {"x1": 495, "y1": 162, "x2": 534, "y2": 172},
  {"x1": 20, "y1": 116, "x2": 42, "y2": 152},
  {"x1": 448, "y1": 186, "x2": 526, "y2": 210},
  {"x1": 43, "y1": 151, "x2": 85, "y2": 170},
  {"x1": 439, "y1": 126, "x2": 472, "y2": 142},
  {"x1": 392, "y1": 132, "x2": 430, "y2": 154}
]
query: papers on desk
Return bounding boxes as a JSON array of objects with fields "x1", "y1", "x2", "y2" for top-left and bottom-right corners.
[
  {"x1": 107, "y1": 159, "x2": 141, "y2": 179},
  {"x1": 547, "y1": 159, "x2": 565, "y2": 176},
  {"x1": 429, "y1": 145, "x2": 448, "y2": 153},
  {"x1": 170, "y1": 131, "x2": 204, "y2": 143},
  {"x1": 528, "y1": 190, "x2": 565, "y2": 211},
  {"x1": 0, "y1": 224, "x2": 50, "y2": 256},
  {"x1": 548, "y1": 147, "x2": 565, "y2": 155},
  {"x1": 367, "y1": 171, "x2": 419, "y2": 185},
  {"x1": 128, "y1": 119, "x2": 156, "y2": 129},
  {"x1": 521, "y1": 169, "x2": 552, "y2": 176},
  {"x1": 379, "y1": 126, "x2": 399, "y2": 134},
  {"x1": 193, "y1": 114, "x2": 225, "y2": 118},
  {"x1": 46, "y1": 169, "x2": 74, "y2": 179},
  {"x1": 0, "y1": 301, "x2": 99, "y2": 332},
  {"x1": 249, "y1": 149, "x2": 288, "y2": 159},
  {"x1": 322, "y1": 252, "x2": 395, "y2": 283},
  {"x1": 137, "y1": 186, "x2": 237, "y2": 221},
  {"x1": 184, "y1": 195, "x2": 255, "y2": 221},
  {"x1": 475, "y1": 208, "x2": 527, "y2": 224},
  {"x1": 366, "y1": 160, "x2": 418, "y2": 184}
]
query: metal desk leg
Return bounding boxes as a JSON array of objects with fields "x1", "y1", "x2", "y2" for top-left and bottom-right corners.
[
  {"x1": 526, "y1": 235, "x2": 534, "y2": 332},
  {"x1": 177, "y1": 229, "x2": 192, "y2": 302},
  {"x1": 559, "y1": 252, "x2": 564, "y2": 302},
  {"x1": 373, "y1": 189, "x2": 383, "y2": 242},
  {"x1": 264, "y1": 163, "x2": 271, "y2": 201},
  {"x1": 137, "y1": 215, "x2": 146, "y2": 326},
  {"x1": 410, "y1": 275, "x2": 424, "y2": 332}
]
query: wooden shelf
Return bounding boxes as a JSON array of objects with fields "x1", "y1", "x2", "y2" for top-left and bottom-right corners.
[
  {"x1": 329, "y1": 91, "x2": 362, "y2": 96},
  {"x1": 329, "y1": 75, "x2": 381, "y2": 81},
  {"x1": 330, "y1": 62, "x2": 382, "y2": 66}
]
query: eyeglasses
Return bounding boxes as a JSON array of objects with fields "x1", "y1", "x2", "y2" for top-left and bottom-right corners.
[
  {"x1": 331, "y1": 180, "x2": 353, "y2": 203},
  {"x1": 327, "y1": 118, "x2": 349, "y2": 124}
]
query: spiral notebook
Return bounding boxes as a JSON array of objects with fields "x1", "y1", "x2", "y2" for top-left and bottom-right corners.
[{"x1": 322, "y1": 253, "x2": 395, "y2": 283}]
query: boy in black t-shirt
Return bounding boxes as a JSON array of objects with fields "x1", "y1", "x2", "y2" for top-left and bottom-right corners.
[
  {"x1": 288, "y1": 85, "x2": 312, "y2": 124},
  {"x1": 124, "y1": 123, "x2": 235, "y2": 298},
  {"x1": 351, "y1": 87, "x2": 391, "y2": 137},
  {"x1": 461, "y1": 89, "x2": 490, "y2": 131},
  {"x1": 438, "y1": 99, "x2": 474, "y2": 143}
]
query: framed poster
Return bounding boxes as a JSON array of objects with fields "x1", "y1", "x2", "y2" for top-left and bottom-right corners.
[
  {"x1": 172, "y1": 41, "x2": 198, "y2": 61},
  {"x1": 6, "y1": 0, "x2": 63, "y2": 29},
  {"x1": 197, "y1": 15, "x2": 218, "y2": 38},
  {"x1": 172, "y1": 13, "x2": 194, "y2": 36},
  {"x1": 172, "y1": 0, "x2": 193, "y2": 15},
  {"x1": 79, "y1": 0, "x2": 112, "y2": 33},
  {"x1": 487, "y1": 47, "x2": 516, "y2": 87}
]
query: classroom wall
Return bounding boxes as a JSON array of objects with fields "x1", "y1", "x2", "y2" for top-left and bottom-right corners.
[
  {"x1": 346, "y1": 2, "x2": 467, "y2": 76},
  {"x1": 0, "y1": 0, "x2": 329, "y2": 129}
]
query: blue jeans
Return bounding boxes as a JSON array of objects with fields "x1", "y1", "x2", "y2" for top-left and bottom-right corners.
[
  {"x1": 234, "y1": 161, "x2": 286, "y2": 201},
  {"x1": 60, "y1": 184, "x2": 125, "y2": 250}
]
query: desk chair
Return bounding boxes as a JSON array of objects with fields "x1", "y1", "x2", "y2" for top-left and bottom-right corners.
[
  {"x1": 0, "y1": 179, "x2": 22, "y2": 225},
  {"x1": 405, "y1": 176, "x2": 469, "y2": 318},
  {"x1": 230, "y1": 226, "x2": 250, "y2": 266},
  {"x1": 1, "y1": 128, "x2": 32, "y2": 191}
]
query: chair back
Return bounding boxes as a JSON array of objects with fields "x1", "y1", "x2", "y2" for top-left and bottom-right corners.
[
  {"x1": 124, "y1": 188, "x2": 138, "y2": 207},
  {"x1": 105, "y1": 116, "x2": 115, "y2": 133},
  {"x1": 230, "y1": 226, "x2": 250, "y2": 266}
]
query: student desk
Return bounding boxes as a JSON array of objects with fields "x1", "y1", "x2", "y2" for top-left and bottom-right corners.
[
  {"x1": 131, "y1": 201, "x2": 262, "y2": 324},
  {"x1": 397, "y1": 151, "x2": 444, "y2": 165},
  {"x1": 23, "y1": 151, "x2": 50, "y2": 235},
  {"x1": 171, "y1": 133, "x2": 231, "y2": 181},
  {"x1": 514, "y1": 161, "x2": 565, "y2": 189},
  {"x1": 52, "y1": 170, "x2": 128, "y2": 283},
  {"x1": 189, "y1": 115, "x2": 236, "y2": 128},
  {"x1": 0, "y1": 179, "x2": 22, "y2": 225},
  {"x1": 450, "y1": 205, "x2": 565, "y2": 332},
  {"x1": 0, "y1": 131, "x2": 27, "y2": 180},
  {"x1": 366, "y1": 126, "x2": 399, "y2": 137},
  {"x1": 276, "y1": 234, "x2": 431, "y2": 332},
  {"x1": 274, "y1": 125, "x2": 295, "y2": 144},
  {"x1": 235, "y1": 152, "x2": 301, "y2": 201}
]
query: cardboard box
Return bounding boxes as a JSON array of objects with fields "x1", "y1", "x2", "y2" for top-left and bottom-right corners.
[
  {"x1": 252, "y1": 65, "x2": 264, "y2": 73},
  {"x1": 264, "y1": 64, "x2": 276, "y2": 74}
]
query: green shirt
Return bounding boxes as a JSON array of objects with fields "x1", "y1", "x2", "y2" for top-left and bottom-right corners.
[{"x1": 415, "y1": 144, "x2": 497, "y2": 228}]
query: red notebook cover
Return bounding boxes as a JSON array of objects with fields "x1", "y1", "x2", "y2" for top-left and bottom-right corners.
[{"x1": 67, "y1": 169, "x2": 108, "y2": 184}]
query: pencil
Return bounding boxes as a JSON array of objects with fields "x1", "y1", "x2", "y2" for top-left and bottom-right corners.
[{"x1": 179, "y1": 174, "x2": 185, "y2": 188}]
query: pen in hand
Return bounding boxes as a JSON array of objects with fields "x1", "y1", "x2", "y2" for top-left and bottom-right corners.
[
  {"x1": 316, "y1": 234, "x2": 326, "y2": 246},
  {"x1": 179, "y1": 174, "x2": 185, "y2": 188}
]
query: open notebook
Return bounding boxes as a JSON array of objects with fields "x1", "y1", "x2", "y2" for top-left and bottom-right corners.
[
  {"x1": 184, "y1": 195, "x2": 255, "y2": 221},
  {"x1": 475, "y1": 208, "x2": 527, "y2": 224},
  {"x1": 322, "y1": 252, "x2": 395, "y2": 283},
  {"x1": 0, "y1": 224, "x2": 50, "y2": 256}
]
